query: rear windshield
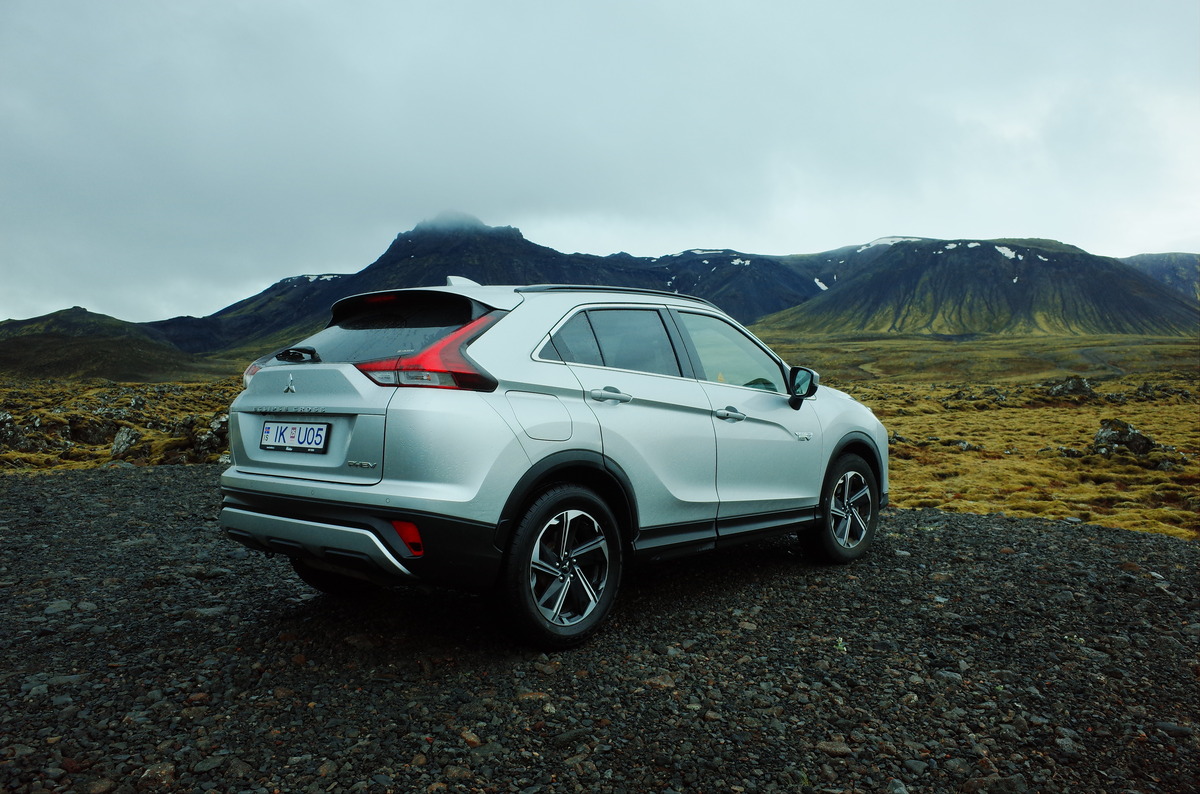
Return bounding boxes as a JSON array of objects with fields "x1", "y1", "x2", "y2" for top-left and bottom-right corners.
[{"x1": 261, "y1": 292, "x2": 491, "y2": 367}]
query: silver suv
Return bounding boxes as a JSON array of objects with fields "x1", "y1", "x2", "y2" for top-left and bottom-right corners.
[{"x1": 221, "y1": 280, "x2": 888, "y2": 647}]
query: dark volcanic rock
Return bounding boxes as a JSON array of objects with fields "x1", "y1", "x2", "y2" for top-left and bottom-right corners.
[
  {"x1": 0, "y1": 466, "x2": 1197, "y2": 793},
  {"x1": 1093, "y1": 418, "x2": 1156, "y2": 455}
]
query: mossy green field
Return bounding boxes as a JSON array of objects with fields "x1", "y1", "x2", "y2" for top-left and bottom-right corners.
[
  {"x1": 2, "y1": 334, "x2": 1197, "y2": 540},
  {"x1": 760, "y1": 334, "x2": 1198, "y2": 540}
]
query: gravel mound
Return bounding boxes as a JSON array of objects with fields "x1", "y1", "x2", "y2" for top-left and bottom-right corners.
[{"x1": 1, "y1": 465, "x2": 1197, "y2": 793}]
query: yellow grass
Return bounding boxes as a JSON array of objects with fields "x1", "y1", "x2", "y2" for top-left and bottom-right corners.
[
  {"x1": 758, "y1": 333, "x2": 1198, "y2": 540},
  {"x1": 3, "y1": 334, "x2": 1198, "y2": 540},
  {"x1": 0, "y1": 378, "x2": 242, "y2": 470},
  {"x1": 846, "y1": 380, "x2": 1199, "y2": 539}
]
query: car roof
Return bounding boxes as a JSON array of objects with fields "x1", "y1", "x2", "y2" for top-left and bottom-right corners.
[
  {"x1": 332, "y1": 280, "x2": 718, "y2": 315},
  {"x1": 516, "y1": 284, "x2": 718, "y2": 309}
]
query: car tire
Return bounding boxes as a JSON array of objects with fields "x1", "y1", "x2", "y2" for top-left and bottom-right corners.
[
  {"x1": 502, "y1": 485, "x2": 623, "y2": 649},
  {"x1": 801, "y1": 453, "x2": 879, "y2": 564},
  {"x1": 290, "y1": 557, "x2": 376, "y2": 598}
]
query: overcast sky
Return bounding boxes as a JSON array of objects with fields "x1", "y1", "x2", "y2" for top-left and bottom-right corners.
[{"x1": 2, "y1": 1, "x2": 1197, "y2": 323}]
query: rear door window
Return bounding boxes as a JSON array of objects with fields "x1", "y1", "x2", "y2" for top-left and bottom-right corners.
[
  {"x1": 587, "y1": 309, "x2": 682, "y2": 377},
  {"x1": 543, "y1": 308, "x2": 683, "y2": 378}
]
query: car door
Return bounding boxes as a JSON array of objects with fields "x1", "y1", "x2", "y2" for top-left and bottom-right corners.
[
  {"x1": 672, "y1": 310, "x2": 825, "y2": 539},
  {"x1": 542, "y1": 307, "x2": 719, "y2": 555}
]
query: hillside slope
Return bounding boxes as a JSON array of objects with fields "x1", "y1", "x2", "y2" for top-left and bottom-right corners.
[
  {"x1": 2, "y1": 221, "x2": 1196, "y2": 381},
  {"x1": 0, "y1": 307, "x2": 198, "y2": 381},
  {"x1": 145, "y1": 214, "x2": 825, "y2": 357},
  {"x1": 1121, "y1": 252, "x2": 1200, "y2": 303},
  {"x1": 759, "y1": 239, "x2": 1199, "y2": 336}
]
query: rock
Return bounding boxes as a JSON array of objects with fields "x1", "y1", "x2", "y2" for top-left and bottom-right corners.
[
  {"x1": 964, "y1": 774, "x2": 1029, "y2": 793},
  {"x1": 1054, "y1": 736, "x2": 1083, "y2": 757},
  {"x1": 941, "y1": 438, "x2": 982, "y2": 451},
  {"x1": 2, "y1": 464, "x2": 1199, "y2": 793},
  {"x1": 816, "y1": 740, "x2": 853, "y2": 757},
  {"x1": 43, "y1": 600, "x2": 72, "y2": 615},
  {"x1": 112, "y1": 427, "x2": 142, "y2": 458},
  {"x1": 933, "y1": 670, "x2": 964, "y2": 686},
  {"x1": 1154, "y1": 721, "x2": 1194, "y2": 737},
  {"x1": 137, "y1": 762, "x2": 176, "y2": 790},
  {"x1": 226, "y1": 758, "x2": 255, "y2": 778},
  {"x1": 943, "y1": 757, "x2": 973, "y2": 776},
  {"x1": 1092, "y1": 419, "x2": 1155, "y2": 456},
  {"x1": 0, "y1": 411, "x2": 21, "y2": 449},
  {"x1": 1043, "y1": 376, "x2": 1097, "y2": 400}
]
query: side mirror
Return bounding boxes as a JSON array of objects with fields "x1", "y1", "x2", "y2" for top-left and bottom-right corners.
[{"x1": 788, "y1": 366, "x2": 819, "y2": 409}]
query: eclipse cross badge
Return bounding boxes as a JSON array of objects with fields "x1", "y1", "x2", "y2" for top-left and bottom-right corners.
[{"x1": 283, "y1": 375, "x2": 296, "y2": 394}]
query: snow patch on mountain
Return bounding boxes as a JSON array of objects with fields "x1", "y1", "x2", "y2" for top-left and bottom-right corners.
[
  {"x1": 284, "y1": 274, "x2": 344, "y2": 286},
  {"x1": 857, "y1": 237, "x2": 923, "y2": 253}
]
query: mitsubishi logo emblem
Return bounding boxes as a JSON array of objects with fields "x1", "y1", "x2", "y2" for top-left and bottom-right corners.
[{"x1": 283, "y1": 375, "x2": 296, "y2": 394}]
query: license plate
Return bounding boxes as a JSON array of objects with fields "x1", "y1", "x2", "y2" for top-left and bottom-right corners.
[{"x1": 260, "y1": 421, "x2": 331, "y2": 454}]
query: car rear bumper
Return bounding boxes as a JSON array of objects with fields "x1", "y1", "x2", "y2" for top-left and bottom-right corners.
[{"x1": 220, "y1": 486, "x2": 505, "y2": 591}]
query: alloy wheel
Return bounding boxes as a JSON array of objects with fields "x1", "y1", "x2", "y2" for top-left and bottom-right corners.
[
  {"x1": 527, "y1": 509, "x2": 611, "y2": 627},
  {"x1": 829, "y1": 469, "x2": 873, "y2": 549}
]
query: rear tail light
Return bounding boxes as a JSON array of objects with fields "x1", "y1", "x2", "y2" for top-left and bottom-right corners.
[
  {"x1": 355, "y1": 313, "x2": 500, "y2": 391},
  {"x1": 242, "y1": 358, "x2": 268, "y2": 388}
]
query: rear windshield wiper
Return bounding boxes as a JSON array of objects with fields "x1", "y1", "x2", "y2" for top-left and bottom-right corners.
[{"x1": 275, "y1": 346, "x2": 321, "y2": 363}]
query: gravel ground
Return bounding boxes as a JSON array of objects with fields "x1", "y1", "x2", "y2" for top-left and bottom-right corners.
[{"x1": 1, "y1": 465, "x2": 1197, "y2": 794}]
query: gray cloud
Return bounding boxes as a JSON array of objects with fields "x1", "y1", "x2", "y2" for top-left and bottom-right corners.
[{"x1": 2, "y1": 0, "x2": 1197, "y2": 322}]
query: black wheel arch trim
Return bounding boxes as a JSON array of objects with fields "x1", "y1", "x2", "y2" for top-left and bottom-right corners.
[
  {"x1": 494, "y1": 449, "x2": 640, "y2": 553},
  {"x1": 825, "y1": 431, "x2": 888, "y2": 507}
]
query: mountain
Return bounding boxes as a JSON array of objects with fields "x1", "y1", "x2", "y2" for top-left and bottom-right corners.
[
  {"x1": 144, "y1": 274, "x2": 353, "y2": 357},
  {"x1": 757, "y1": 238, "x2": 1199, "y2": 336},
  {"x1": 0, "y1": 307, "x2": 198, "y2": 381},
  {"x1": 1, "y1": 217, "x2": 1196, "y2": 381},
  {"x1": 346, "y1": 213, "x2": 826, "y2": 323},
  {"x1": 1120, "y1": 253, "x2": 1200, "y2": 303},
  {"x1": 146, "y1": 213, "x2": 824, "y2": 356}
]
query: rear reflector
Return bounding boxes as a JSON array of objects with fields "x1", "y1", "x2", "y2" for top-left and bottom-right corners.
[{"x1": 391, "y1": 521, "x2": 424, "y2": 557}]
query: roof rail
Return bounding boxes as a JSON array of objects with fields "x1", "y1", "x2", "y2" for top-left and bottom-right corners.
[{"x1": 515, "y1": 284, "x2": 717, "y2": 308}]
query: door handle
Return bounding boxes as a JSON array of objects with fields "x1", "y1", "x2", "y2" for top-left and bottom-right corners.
[
  {"x1": 589, "y1": 386, "x2": 633, "y2": 404},
  {"x1": 715, "y1": 406, "x2": 746, "y2": 421}
]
